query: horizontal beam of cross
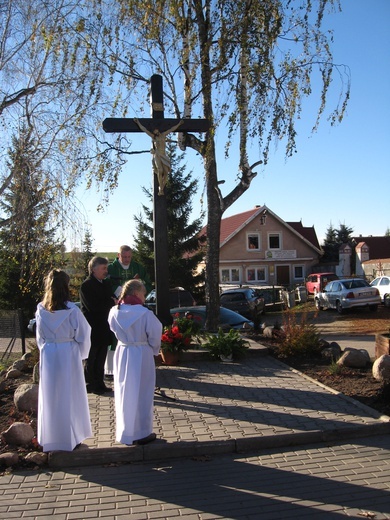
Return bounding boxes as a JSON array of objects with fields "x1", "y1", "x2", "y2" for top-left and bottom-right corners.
[{"x1": 103, "y1": 118, "x2": 210, "y2": 134}]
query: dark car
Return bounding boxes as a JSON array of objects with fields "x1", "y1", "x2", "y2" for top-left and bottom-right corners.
[
  {"x1": 145, "y1": 287, "x2": 196, "y2": 312},
  {"x1": 170, "y1": 306, "x2": 253, "y2": 331},
  {"x1": 220, "y1": 288, "x2": 265, "y2": 320}
]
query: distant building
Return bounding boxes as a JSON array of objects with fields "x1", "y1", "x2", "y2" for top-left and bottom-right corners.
[
  {"x1": 334, "y1": 236, "x2": 390, "y2": 279},
  {"x1": 200, "y1": 205, "x2": 322, "y2": 287},
  {"x1": 353, "y1": 236, "x2": 390, "y2": 279}
]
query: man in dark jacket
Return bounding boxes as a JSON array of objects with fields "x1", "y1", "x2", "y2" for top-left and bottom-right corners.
[{"x1": 80, "y1": 256, "x2": 115, "y2": 394}]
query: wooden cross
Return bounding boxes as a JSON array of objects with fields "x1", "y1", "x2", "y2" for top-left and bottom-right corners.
[{"x1": 103, "y1": 74, "x2": 210, "y2": 325}]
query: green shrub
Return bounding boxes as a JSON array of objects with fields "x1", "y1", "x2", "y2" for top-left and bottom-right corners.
[
  {"x1": 203, "y1": 328, "x2": 249, "y2": 360},
  {"x1": 276, "y1": 310, "x2": 321, "y2": 358},
  {"x1": 327, "y1": 360, "x2": 344, "y2": 375}
]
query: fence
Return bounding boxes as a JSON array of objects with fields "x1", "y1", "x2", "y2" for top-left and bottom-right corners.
[{"x1": 0, "y1": 309, "x2": 26, "y2": 360}]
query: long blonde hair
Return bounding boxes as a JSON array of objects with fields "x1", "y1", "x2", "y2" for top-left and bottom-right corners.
[
  {"x1": 118, "y1": 279, "x2": 145, "y2": 307},
  {"x1": 41, "y1": 270, "x2": 70, "y2": 312}
]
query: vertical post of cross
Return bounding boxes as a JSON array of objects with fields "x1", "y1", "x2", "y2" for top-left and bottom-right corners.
[
  {"x1": 102, "y1": 76, "x2": 210, "y2": 327},
  {"x1": 150, "y1": 75, "x2": 172, "y2": 326}
]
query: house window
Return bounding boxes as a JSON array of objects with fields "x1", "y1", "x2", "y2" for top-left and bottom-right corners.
[
  {"x1": 221, "y1": 268, "x2": 241, "y2": 283},
  {"x1": 268, "y1": 233, "x2": 281, "y2": 249},
  {"x1": 294, "y1": 266, "x2": 304, "y2": 280},
  {"x1": 247, "y1": 266, "x2": 267, "y2": 282},
  {"x1": 247, "y1": 233, "x2": 260, "y2": 250}
]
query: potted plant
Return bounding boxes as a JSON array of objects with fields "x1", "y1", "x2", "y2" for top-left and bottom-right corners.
[
  {"x1": 203, "y1": 328, "x2": 250, "y2": 362},
  {"x1": 160, "y1": 312, "x2": 203, "y2": 365},
  {"x1": 375, "y1": 328, "x2": 390, "y2": 358}
]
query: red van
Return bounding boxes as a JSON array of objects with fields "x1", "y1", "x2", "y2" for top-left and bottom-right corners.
[{"x1": 306, "y1": 272, "x2": 338, "y2": 295}]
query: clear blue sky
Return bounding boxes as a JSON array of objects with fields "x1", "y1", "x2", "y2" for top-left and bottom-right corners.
[{"x1": 73, "y1": 0, "x2": 390, "y2": 253}]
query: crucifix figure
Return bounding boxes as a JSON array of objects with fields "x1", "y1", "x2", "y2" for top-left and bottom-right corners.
[
  {"x1": 133, "y1": 118, "x2": 183, "y2": 195},
  {"x1": 103, "y1": 74, "x2": 210, "y2": 325}
]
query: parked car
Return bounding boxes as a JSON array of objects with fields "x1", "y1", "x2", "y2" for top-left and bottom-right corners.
[
  {"x1": 370, "y1": 276, "x2": 390, "y2": 306},
  {"x1": 170, "y1": 306, "x2": 253, "y2": 331},
  {"x1": 145, "y1": 287, "x2": 196, "y2": 312},
  {"x1": 27, "y1": 302, "x2": 81, "y2": 334},
  {"x1": 315, "y1": 278, "x2": 381, "y2": 314},
  {"x1": 220, "y1": 288, "x2": 265, "y2": 319},
  {"x1": 306, "y1": 272, "x2": 339, "y2": 295}
]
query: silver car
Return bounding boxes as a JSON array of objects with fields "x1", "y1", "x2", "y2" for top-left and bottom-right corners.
[{"x1": 315, "y1": 278, "x2": 381, "y2": 314}]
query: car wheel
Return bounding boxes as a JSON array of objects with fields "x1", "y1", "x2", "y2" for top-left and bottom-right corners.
[
  {"x1": 315, "y1": 298, "x2": 323, "y2": 311},
  {"x1": 369, "y1": 305, "x2": 378, "y2": 312},
  {"x1": 384, "y1": 294, "x2": 390, "y2": 308},
  {"x1": 336, "y1": 301, "x2": 344, "y2": 314}
]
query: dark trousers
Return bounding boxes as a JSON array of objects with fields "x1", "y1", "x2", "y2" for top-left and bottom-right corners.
[{"x1": 85, "y1": 340, "x2": 109, "y2": 390}]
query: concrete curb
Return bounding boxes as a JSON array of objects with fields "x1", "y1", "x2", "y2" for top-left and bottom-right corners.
[{"x1": 48, "y1": 421, "x2": 390, "y2": 469}]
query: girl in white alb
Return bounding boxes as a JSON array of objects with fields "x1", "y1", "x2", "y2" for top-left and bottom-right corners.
[{"x1": 108, "y1": 279, "x2": 162, "y2": 445}]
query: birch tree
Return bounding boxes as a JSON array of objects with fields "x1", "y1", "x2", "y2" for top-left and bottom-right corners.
[
  {"x1": 92, "y1": 0, "x2": 349, "y2": 329},
  {"x1": 0, "y1": 0, "x2": 122, "y2": 237},
  {"x1": 1, "y1": 0, "x2": 350, "y2": 328}
]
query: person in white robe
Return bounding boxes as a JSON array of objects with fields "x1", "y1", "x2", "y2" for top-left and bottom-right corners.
[
  {"x1": 108, "y1": 279, "x2": 162, "y2": 445},
  {"x1": 36, "y1": 270, "x2": 92, "y2": 452}
]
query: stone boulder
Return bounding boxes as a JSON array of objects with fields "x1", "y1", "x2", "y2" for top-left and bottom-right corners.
[
  {"x1": 321, "y1": 341, "x2": 342, "y2": 361},
  {"x1": 372, "y1": 355, "x2": 390, "y2": 383},
  {"x1": 0, "y1": 452, "x2": 19, "y2": 467},
  {"x1": 337, "y1": 348, "x2": 370, "y2": 368},
  {"x1": 32, "y1": 362, "x2": 40, "y2": 384},
  {"x1": 14, "y1": 383, "x2": 39, "y2": 413},
  {"x1": 21, "y1": 352, "x2": 34, "y2": 363},
  {"x1": 0, "y1": 378, "x2": 8, "y2": 393},
  {"x1": 263, "y1": 325, "x2": 284, "y2": 338},
  {"x1": 11, "y1": 359, "x2": 28, "y2": 372},
  {"x1": 25, "y1": 452, "x2": 48, "y2": 466},
  {"x1": 318, "y1": 338, "x2": 330, "y2": 349},
  {"x1": 5, "y1": 368, "x2": 22, "y2": 379},
  {"x1": 262, "y1": 326, "x2": 274, "y2": 338},
  {"x1": 344, "y1": 347, "x2": 370, "y2": 362},
  {"x1": 1, "y1": 422, "x2": 34, "y2": 446}
]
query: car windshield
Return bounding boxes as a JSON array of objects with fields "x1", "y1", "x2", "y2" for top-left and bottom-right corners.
[
  {"x1": 221, "y1": 293, "x2": 245, "y2": 303},
  {"x1": 342, "y1": 280, "x2": 368, "y2": 290}
]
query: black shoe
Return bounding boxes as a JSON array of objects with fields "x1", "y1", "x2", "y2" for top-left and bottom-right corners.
[
  {"x1": 86, "y1": 384, "x2": 96, "y2": 394},
  {"x1": 87, "y1": 384, "x2": 106, "y2": 395},
  {"x1": 133, "y1": 433, "x2": 157, "y2": 445},
  {"x1": 97, "y1": 384, "x2": 112, "y2": 393}
]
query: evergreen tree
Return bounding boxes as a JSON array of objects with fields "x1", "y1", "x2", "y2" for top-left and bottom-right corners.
[
  {"x1": 66, "y1": 230, "x2": 96, "y2": 301},
  {"x1": 133, "y1": 144, "x2": 206, "y2": 300},
  {"x1": 82, "y1": 229, "x2": 95, "y2": 277},
  {"x1": 321, "y1": 222, "x2": 354, "y2": 264},
  {"x1": 321, "y1": 223, "x2": 339, "y2": 263},
  {"x1": 337, "y1": 223, "x2": 354, "y2": 245},
  {"x1": 0, "y1": 128, "x2": 65, "y2": 319}
]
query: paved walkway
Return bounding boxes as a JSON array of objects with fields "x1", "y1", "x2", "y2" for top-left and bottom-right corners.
[
  {"x1": 46, "y1": 345, "x2": 390, "y2": 468},
  {"x1": 2, "y1": 345, "x2": 390, "y2": 519},
  {"x1": 1, "y1": 435, "x2": 390, "y2": 519}
]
